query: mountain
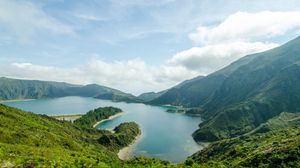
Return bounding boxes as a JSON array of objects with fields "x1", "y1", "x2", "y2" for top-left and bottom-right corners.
[
  {"x1": 0, "y1": 77, "x2": 140, "y2": 103},
  {"x1": 193, "y1": 36, "x2": 300, "y2": 141},
  {"x1": 150, "y1": 36, "x2": 300, "y2": 142},
  {"x1": 149, "y1": 50, "x2": 264, "y2": 107}
]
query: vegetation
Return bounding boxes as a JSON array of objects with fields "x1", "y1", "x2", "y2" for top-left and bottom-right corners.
[
  {"x1": 189, "y1": 112, "x2": 300, "y2": 167},
  {"x1": 0, "y1": 104, "x2": 120, "y2": 167},
  {"x1": 185, "y1": 108, "x2": 203, "y2": 115},
  {"x1": 252, "y1": 112, "x2": 300, "y2": 134},
  {"x1": 98, "y1": 122, "x2": 141, "y2": 151},
  {"x1": 0, "y1": 77, "x2": 140, "y2": 103},
  {"x1": 0, "y1": 104, "x2": 172, "y2": 167},
  {"x1": 74, "y1": 107, "x2": 122, "y2": 128}
]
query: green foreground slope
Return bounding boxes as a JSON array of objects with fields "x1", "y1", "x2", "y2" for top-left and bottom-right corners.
[
  {"x1": 0, "y1": 104, "x2": 170, "y2": 167},
  {"x1": 0, "y1": 104, "x2": 118, "y2": 167},
  {"x1": 189, "y1": 112, "x2": 300, "y2": 167}
]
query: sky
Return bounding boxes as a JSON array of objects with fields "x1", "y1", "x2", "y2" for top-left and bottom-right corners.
[{"x1": 0, "y1": 0, "x2": 300, "y2": 95}]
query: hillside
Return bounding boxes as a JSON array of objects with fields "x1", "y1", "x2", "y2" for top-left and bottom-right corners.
[
  {"x1": 149, "y1": 48, "x2": 265, "y2": 107},
  {"x1": 150, "y1": 36, "x2": 300, "y2": 142},
  {"x1": 0, "y1": 77, "x2": 139, "y2": 103},
  {"x1": 194, "y1": 36, "x2": 300, "y2": 141},
  {"x1": 0, "y1": 104, "x2": 118, "y2": 167},
  {"x1": 137, "y1": 76, "x2": 204, "y2": 103},
  {"x1": 189, "y1": 112, "x2": 300, "y2": 167},
  {"x1": 0, "y1": 104, "x2": 173, "y2": 167},
  {"x1": 252, "y1": 112, "x2": 300, "y2": 134},
  {"x1": 149, "y1": 74, "x2": 225, "y2": 107}
]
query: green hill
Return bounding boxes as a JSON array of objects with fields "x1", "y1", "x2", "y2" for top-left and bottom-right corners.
[
  {"x1": 0, "y1": 104, "x2": 170, "y2": 167},
  {"x1": 0, "y1": 77, "x2": 139, "y2": 103},
  {"x1": 189, "y1": 112, "x2": 300, "y2": 167}
]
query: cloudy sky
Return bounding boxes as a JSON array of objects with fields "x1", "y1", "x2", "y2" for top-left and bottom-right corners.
[{"x1": 1, "y1": 0, "x2": 300, "y2": 95}]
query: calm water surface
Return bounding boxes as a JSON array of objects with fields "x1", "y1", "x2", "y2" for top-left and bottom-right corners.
[{"x1": 3, "y1": 96, "x2": 203, "y2": 162}]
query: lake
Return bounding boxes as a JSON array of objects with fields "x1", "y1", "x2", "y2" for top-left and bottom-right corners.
[{"x1": 3, "y1": 96, "x2": 203, "y2": 162}]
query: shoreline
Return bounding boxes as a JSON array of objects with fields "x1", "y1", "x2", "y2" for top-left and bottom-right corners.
[
  {"x1": 52, "y1": 114, "x2": 83, "y2": 121},
  {"x1": 93, "y1": 112, "x2": 124, "y2": 128},
  {"x1": 118, "y1": 133, "x2": 142, "y2": 160},
  {"x1": 0, "y1": 99, "x2": 35, "y2": 103}
]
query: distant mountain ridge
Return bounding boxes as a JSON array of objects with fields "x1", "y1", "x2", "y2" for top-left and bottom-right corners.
[
  {"x1": 150, "y1": 36, "x2": 300, "y2": 142},
  {"x1": 138, "y1": 75, "x2": 204, "y2": 102},
  {"x1": 0, "y1": 77, "x2": 140, "y2": 103},
  {"x1": 137, "y1": 91, "x2": 166, "y2": 102}
]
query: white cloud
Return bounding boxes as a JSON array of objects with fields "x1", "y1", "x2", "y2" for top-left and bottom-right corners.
[
  {"x1": 3, "y1": 59, "x2": 197, "y2": 95},
  {"x1": 1, "y1": 11, "x2": 298, "y2": 94},
  {"x1": 169, "y1": 11, "x2": 300, "y2": 75},
  {"x1": 168, "y1": 42, "x2": 278, "y2": 74},
  {"x1": 0, "y1": 0, "x2": 74, "y2": 43},
  {"x1": 10, "y1": 63, "x2": 82, "y2": 83},
  {"x1": 189, "y1": 11, "x2": 300, "y2": 44}
]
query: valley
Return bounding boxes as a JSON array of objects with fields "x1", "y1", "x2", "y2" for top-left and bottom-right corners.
[
  {"x1": 2, "y1": 96, "x2": 203, "y2": 163},
  {"x1": 1, "y1": 36, "x2": 300, "y2": 167}
]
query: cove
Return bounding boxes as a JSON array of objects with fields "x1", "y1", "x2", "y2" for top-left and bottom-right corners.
[{"x1": 3, "y1": 96, "x2": 203, "y2": 162}]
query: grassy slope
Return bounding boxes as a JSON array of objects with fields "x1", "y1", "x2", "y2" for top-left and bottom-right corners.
[
  {"x1": 194, "y1": 61, "x2": 300, "y2": 142},
  {"x1": 0, "y1": 104, "x2": 171, "y2": 167},
  {"x1": 189, "y1": 112, "x2": 300, "y2": 168},
  {"x1": 0, "y1": 104, "x2": 119, "y2": 167}
]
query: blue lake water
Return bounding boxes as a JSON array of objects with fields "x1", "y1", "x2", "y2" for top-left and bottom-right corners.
[{"x1": 3, "y1": 96, "x2": 203, "y2": 162}]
